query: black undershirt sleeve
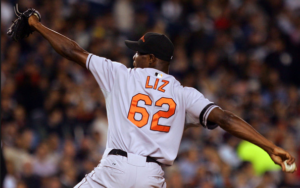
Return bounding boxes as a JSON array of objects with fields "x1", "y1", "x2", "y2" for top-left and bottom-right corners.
[{"x1": 199, "y1": 103, "x2": 219, "y2": 130}]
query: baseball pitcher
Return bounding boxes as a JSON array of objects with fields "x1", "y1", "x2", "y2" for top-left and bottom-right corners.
[{"x1": 7, "y1": 5, "x2": 297, "y2": 188}]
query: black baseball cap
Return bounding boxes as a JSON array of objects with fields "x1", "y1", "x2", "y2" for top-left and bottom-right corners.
[{"x1": 125, "y1": 32, "x2": 174, "y2": 62}]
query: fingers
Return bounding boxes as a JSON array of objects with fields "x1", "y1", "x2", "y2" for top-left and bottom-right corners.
[
  {"x1": 273, "y1": 148, "x2": 297, "y2": 173},
  {"x1": 285, "y1": 153, "x2": 295, "y2": 165},
  {"x1": 281, "y1": 162, "x2": 286, "y2": 172}
]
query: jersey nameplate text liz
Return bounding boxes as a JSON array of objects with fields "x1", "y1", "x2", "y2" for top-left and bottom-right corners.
[{"x1": 86, "y1": 54, "x2": 218, "y2": 165}]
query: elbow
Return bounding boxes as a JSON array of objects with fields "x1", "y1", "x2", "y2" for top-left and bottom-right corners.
[
  {"x1": 59, "y1": 43, "x2": 74, "y2": 60},
  {"x1": 62, "y1": 41, "x2": 83, "y2": 61},
  {"x1": 218, "y1": 110, "x2": 235, "y2": 129},
  {"x1": 67, "y1": 41, "x2": 80, "y2": 57}
]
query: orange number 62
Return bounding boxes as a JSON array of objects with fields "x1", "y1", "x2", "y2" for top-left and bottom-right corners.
[{"x1": 127, "y1": 94, "x2": 176, "y2": 133}]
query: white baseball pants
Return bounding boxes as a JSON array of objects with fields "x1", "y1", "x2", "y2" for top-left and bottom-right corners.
[{"x1": 74, "y1": 149, "x2": 166, "y2": 188}]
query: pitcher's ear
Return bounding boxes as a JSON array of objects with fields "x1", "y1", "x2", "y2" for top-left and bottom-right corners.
[{"x1": 149, "y1": 54, "x2": 157, "y2": 65}]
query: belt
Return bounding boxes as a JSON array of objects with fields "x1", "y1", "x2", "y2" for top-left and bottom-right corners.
[{"x1": 108, "y1": 149, "x2": 161, "y2": 165}]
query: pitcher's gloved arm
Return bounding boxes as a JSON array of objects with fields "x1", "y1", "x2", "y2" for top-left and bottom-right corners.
[{"x1": 28, "y1": 15, "x2": 89, "y2": 68}]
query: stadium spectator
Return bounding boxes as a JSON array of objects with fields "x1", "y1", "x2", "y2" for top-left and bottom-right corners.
[{"x1": 1, "y1": 0, "x2": 300, "y2": 187}]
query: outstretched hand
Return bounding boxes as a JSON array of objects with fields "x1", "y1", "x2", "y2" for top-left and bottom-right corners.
[{"x1": 269, "y1": 147, "x2": 297, "y2": 173}]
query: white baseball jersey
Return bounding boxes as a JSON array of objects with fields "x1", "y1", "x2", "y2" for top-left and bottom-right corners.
[{"x1": 86, "y1": 54, "x2": 219, "y2": 165}]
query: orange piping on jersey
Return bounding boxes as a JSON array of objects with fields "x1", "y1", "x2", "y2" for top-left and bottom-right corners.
[
  {"x1": 153, "y1": 78, "x2": 159, "y2": 89},
  {"x1": 145, "y1": 76, "x2": 153, "y2": 88},
  {"x1": 158, "y1": 80, "x2": 169, "y2": 92}
]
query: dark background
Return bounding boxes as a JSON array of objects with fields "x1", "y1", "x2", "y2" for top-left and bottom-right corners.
[{"x1": 1, "y1": 0, "x2": 300, "y2": 187}]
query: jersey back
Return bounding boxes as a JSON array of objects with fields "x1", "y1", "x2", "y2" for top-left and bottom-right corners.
[{"x1": 87, "y1": 54, "x2": 218, "y2": 165}]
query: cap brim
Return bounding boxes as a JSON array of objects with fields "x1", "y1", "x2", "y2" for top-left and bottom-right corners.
[{"x1": 125, "y1": 40, "x2": 148, "y2": 53}]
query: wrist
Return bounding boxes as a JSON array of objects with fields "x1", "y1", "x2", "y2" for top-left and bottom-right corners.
[
  {"x1": 30, "y1": 22, "x2": 42, "y2": 32},
  {"x1": 266, "y1": 144, "x2": 277, "y2": 155},
  {"x1": 28, "y1": 15, "x2": 40, "y2": 30}
]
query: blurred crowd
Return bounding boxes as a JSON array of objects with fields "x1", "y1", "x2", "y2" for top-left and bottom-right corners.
[{"x1": 1, "y1": 0, "x2": 300, "y2": 187}]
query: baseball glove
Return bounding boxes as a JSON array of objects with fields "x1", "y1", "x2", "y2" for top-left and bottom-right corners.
[{"x1": 7, "y1": 4, "x2": 41, "y2": 42}]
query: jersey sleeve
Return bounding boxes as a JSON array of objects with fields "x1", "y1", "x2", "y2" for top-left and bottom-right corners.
[
  {"x1": 184, "y1": 87, "x2": 220, "y2": 129},
  {"x1": 86, "y1": 54, "x2": 126, "y2": 96}
]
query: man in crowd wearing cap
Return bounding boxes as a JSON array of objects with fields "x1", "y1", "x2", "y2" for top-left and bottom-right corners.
[{"x1": 26, "y1": 14, "x2": 296, "y2": 188}]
